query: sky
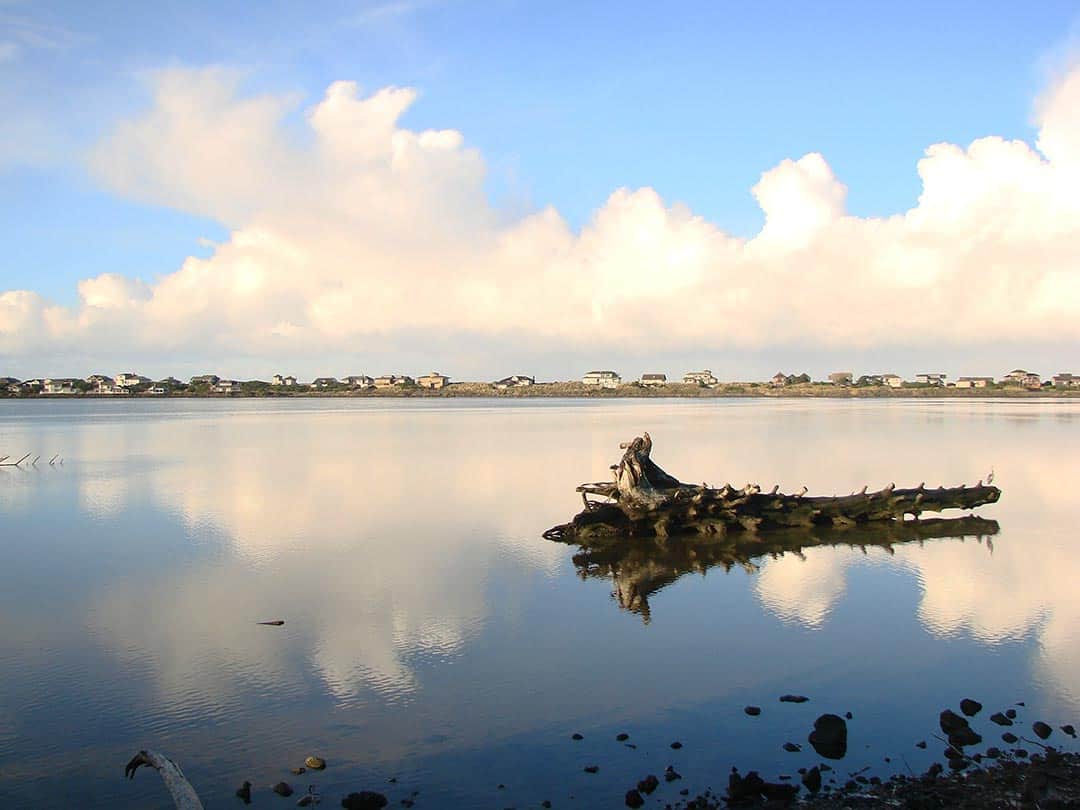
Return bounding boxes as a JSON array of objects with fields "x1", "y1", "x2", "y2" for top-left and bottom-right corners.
[{"x1": 1, "y1": 0, "x2": 1079, "y2": 381}]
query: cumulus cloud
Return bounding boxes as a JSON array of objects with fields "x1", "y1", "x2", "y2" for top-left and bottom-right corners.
[{"x1": 4, "y1": 65, "x2": 1080, "y2": 370}]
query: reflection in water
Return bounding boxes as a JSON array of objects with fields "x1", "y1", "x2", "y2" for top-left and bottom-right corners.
[{"x1": 557, "y1": 517, "x2": 999, "y2": 623}]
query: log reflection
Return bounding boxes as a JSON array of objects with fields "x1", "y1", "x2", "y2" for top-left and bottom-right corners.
[{"x1": 550, "y1": 516, "x2": 999, "y2": 623}]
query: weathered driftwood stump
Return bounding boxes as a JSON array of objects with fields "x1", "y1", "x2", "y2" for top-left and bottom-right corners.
[{"x1": 544, "y1": 433, "x2": 1000, "y2": 542}]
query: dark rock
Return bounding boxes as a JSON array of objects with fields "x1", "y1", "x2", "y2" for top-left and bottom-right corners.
[
  {"x1": 1017, "y1": 701, "x2": 1026, "y2": 706},
  {"x1": 783, "y1": 742, "x2": 801, "y2": 752},
  {"x1": 744, "y1": 706, "x2": 761, "y2": 716},
  {"x1": 1033, "y1": 721, "x2": 1053, "y2": 740},
  {"x1": 944, "y1": 747, "x2": 964, "y2": 761},
  {"x1": 235, "y1": 781, "x2": 252, "y2": 804},
  {"x1": 624, "y1": 789, "x2": 644, "y2": 809},
  {"x1": 940, "y1": 709, "x2": 981, "y2": 747},
  {"x1": 664, "y1": 766, "x2": 681, "y2": 782},
  {"x1": 926, "y1": 763, "x2": 943, "y2": 779},
  {"x1": 760, "y1": 782, "x2": 798, "y2": 801},
  {"x1": 571, "y1": 733, "x2": 583, "y2": 741},
  {"x1": 679, "y1": 788, "x2": 689, "y2": 796},
  {"x1": 616, "y1": 733, "x2": 629, "y2": 741},
  {"x1": 341, "y1": 792, "x2": 388, "y2": 810},
  {"x1": 1002, "y1": 732, "x2": 1019, "y2": 744},
  {"x1": 845, "y1": 712, "x2": 853, "y2": 720},
  {"x1": 1006, "y1": 708, "x2": 1017, "y2": 719},
  {"x1": 780, "y1": 694, "x2": 809, "y2": 703},
  {"x1": 1015, "y1": 748, "x2": 1029, "y2": 758},
  {"x1": 637, "y1": 775, "x2": 659, "y2": 794},
  {"x1": 583, "y1": 765, "x2": 598, "y2": 774},
  {"x1": 624, "y1": 743, "x2": 636, "y2": 749},
  {"x1": 496, "y1": 784, "x2": 504, "y2": 790},
  {"x1": 669, "y1": 741, "x2": 682, "y2": 749},
  {"x1": 916, "y1": 740, "x2": 927, "y2": 749},
  {"x1": 985, "y1": 747, "x2": 1002, "y2": 758},
  {"x1": 990, "y1": 712, "x2": 1013, "y2": 726},
  {"x1": 291, "y1": 767, "x2": 306, "y2": 775},
  {"x1": 960, "y1": 699, "x2": 982, "y2": 717},
  {"x1": 727, "y1": 769, "x2": 766, "y2": 803},
  {"x1": 1063, "y1": 724, "x2": 1077, "y2": 738},
  {"x1": 808, "y1": 713, "x2": 848, "y2": 760},
  {"x1": 802, "y1": 766, "x2": 822, "y2": 794},
  {"x1": 541, "y1": 803, "x2": 551, "y2": 809},
  {"x1": 273, "y1": 782, "x2": 294, "y2": 797}
]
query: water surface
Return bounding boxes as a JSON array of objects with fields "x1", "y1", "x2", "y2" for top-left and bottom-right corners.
[{"x1": 0, "y1": 398, "x2": 1077, "y2": 807}]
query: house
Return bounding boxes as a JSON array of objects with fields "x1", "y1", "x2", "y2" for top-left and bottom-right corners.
[
  {"x1": 213, "y1": 379, "x2": 241, "y2": 394},
  {"x1": 148, "y1": 386, "x2": 168, "y2": 395},
  {"x1": 494, "y1": 375, "x2": 535, "y2": 389},
  {"x1": 416, "y1": 372, "x2": 450, "y2": 390},
  {"x1": 343, "y1": 375, "x2": 374, "y2": 388},
  {"x1": 374, "y1": 375, "x2": 413, "y2": 388},
  {"x1": 955, "y1": 376, "x2": 994, "y2": 389},
  {"x1": 915, "y1": 373, "x2": 947, "y2": 386},
  {"x1": 770, "y1": 372, "x2": 788, "y2": 387},
  {"x1": 828, "y1": 371, "x2": 853, "y2": 386},
  {"x1": 158, "y1": 377, "x2": 182, "y2": 388},
  {"x1": 583, "y1": 370, "x2": 621, "y2": 388},
  {"x1": 683, "y1": 370, "x2": 718, "y2": 386},
  {"x1": 96, "y1": 383, "x2": 129, "y2": 395},
  {"x1": 114, "y1": 372, "x2": 150, "y2": 388},
  {"x1": 43, "y1": 378, "x2": 78, "y2": 395},
  {"x1": 271, "y1": 374, "x2": 298, "y2": 386},
  {"x1": 640, "y1": 373, "x2": 667, "y2": 387},
  {"x1": 190, "y1": 374, "x2": 221, "y2": 386},
  {"x1": 1052, "y1": 373, "x2": 1079, "y2": 388},
  {"x1": 857, "y1": 374, "x2": 884, "y2": 386},
  {"x1": 882, "y1": 374, "x2": 903, "y2": 389},
  {"x1": 21, "y1": 379, "x2": 44, "y2": 391},
  {"x1": 1003, "y1": 369, "x2": 1041, "y2": 388},
  {"x1": 311, "y1": 377, "x2": 339, "y2": 389},
  {"x1": 86, "y1": 374, "x2": 112, "y2": 386}
]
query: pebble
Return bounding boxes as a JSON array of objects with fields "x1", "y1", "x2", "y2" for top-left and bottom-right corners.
[
  {"x1": 1006, "y1": 708, "x2": 1017, "y2": 719},
  {"x1": 1063, "y1": 724, "x2": 1077, "y2": 738},
  {"x1": 960, "y1": 698, "x2": 983, "y2": 717},
  {"x1": 1002, "y1": 732, "x2": 1018, "y2": 744},
  {"x1": 304, "y1": 756, "x2": 326, "y2": 770},
  {"x1": 583, "y1": 765, "x2": 598, "y2": 774},
  {"x1": 664, "y1": 766, "x2": 681, "y2": 782},
  {"x1": 235, "y1": 781, "x2": 252, "y2": 803},
  {"x1": 340, "y1": 791, "x2": 388, "y2": 809},
  {"x1": 636, "y1": 775, "x2": 659, "y2": 794},
  {"x1": 990, "y1": 712, "x2": 1012, "y2": 726},
  {"x1": 624, "y1": 789, "x2": 644, "y2": 808},
  {"x1": 291, "y1": 767, "x2": 306, "y2": 775},
  {"x1": 779, "y1": 694, "x2": 809, "y2": 703},
  {"x1": 744, "y1": 706, "x2": 761, "y2": 716},
  {"x1": 272, "y1": 782, "x2": 293, "y2": 797},
  {"x1": 1033, "y1": 721, "x2": 1053, "y2": 740},
  {"x1": 571, "y1": 733, "x2": 583, "y2": 741},
  {"x1": 670, "y1": 741, "x2": 682, "y2": 749},
  {"x1": 783, "y1": 742, "x2": 801, "y2": 752},
  {"x1": 616, "y1": 733, "x2": 629, "y2": 741}
]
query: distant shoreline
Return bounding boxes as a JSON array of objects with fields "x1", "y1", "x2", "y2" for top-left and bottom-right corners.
[{"x1": 4, "y1": 382, "x2": 1080, "y2": 400}]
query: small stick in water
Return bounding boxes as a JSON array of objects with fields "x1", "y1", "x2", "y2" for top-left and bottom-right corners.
[{"x1": 257, "y1": 620, "x2": 285, "y2": 626}]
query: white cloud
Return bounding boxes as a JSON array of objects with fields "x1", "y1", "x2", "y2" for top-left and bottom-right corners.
[{"x1": 4, "y1": 66, "x2": 1080, "y2": 370}]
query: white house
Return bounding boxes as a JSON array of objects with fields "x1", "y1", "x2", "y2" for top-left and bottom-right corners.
[
  {"x1": 43, "y1": 378, "x2": 78, "y2": 395},
  {"x1": 828, "y1": 371, "x2": 853, "y2": 386},
  {"x1": 583, "y1": 370, "x2": 621, "y2": 388},
  {"x1": 683, "y1": 370, "x2": 718, "y2": 386},
  {"x1": 640, "y1": 373, "x2": 667, "y2": 387},
  {"x1": 882, "y1": 374, "x2": 903, "y2": 388},
  {"x1": 343, "y1": 375, "x2": 374, "y2": 388},
  {"x1": 1053, "y1": 373, "x2": 1079, "y2": 388},
  {"x1": 115, "y1": 372, "x2": 151, "y2": 388},
  {"x1": 955, "y1": 376, "x2": 993, "y2": 389},
  {"x1": 214, "y1": 379, "x2": 241, "y2": 394},
  {"x1": 915, "y1": 373, "x2": 947, "y2": 386},
  {"x1": 272, "y1": 374, "x2": 298, "y2": 386},
  {"x1": 494, "y1": 375, "x2": 535, "y2": 389},
  {"x1": 1004, "y1": 369, "x2": 1041, "y2": 388}
]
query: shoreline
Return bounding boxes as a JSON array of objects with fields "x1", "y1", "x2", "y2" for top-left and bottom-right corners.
[{"x1": 4, "y1": 382, "x2": 1080, "y2": 401}]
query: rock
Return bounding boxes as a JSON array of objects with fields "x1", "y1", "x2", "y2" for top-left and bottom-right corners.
[
  {"x1": 616, "y1": 733, "x2": 629, "y2": 741},
  {"x1": 624, "y1": 789, "x2": 644, "y2": 808},
  {"x1": 1006, "y1": 708, "x2": 1017, "y2": 719},
  {"x1": 664, "y1": 766, "x2": 681, "y2": 782},
  {"x1": 1002, "y1": 732, "x2": 1019, "y2": 744},
  {"x1": 679, "y1": 788, "x2": 689, "y2": 796},
  {"x1": 985, "y1": 747, "x2": 1002, "y2": 758},
  {"x1": 1015, "y1": 748, "x2": 1029, "y2": 758},
  {"x1": 845, "y1": 711, "x2": 853, "y2": 719},
  {"x1": 744, "y1": 706, "x2": 761, "y2": 716},
  {"x1": 916, "y1": 740, "x2": 927, "y2": 749},
  {"x1": 670, "y1": 741, "x2": 682, "y2": 749},
  {"x1": 304, "y1": 756, "x2": 326, "y2": 770},
  {"x1": 779, "y1": 694, "x2": 809, "y2": 703},
  {"x1": 624, "y1": 743, "x2": 636, "y2": 749},
  {"x1": 727, "y1": 769, "x2": 766, "y2": 803},
  {"x1": 571, "y1": 733, "x2": 583, "y2": 741},
  {"x1": 1063, "y1": 724, "x2": 1077, "y2": 738},
  {"x1": 783, "y1": 742, "x2": 801, "y2": 752},
  {"x1": 541, "y1": 802, "x2": 551, "y2": 809},
  {"x1": 960, "y1": 699, "x2": 982, "y2": 717},
  {"x1": 1033, "y1": 721, "x2": 1053, "y2": 740},
  {"x1": 990, "y1": 712, "x2": 1013, "y2": 726},
  {"x1": 291, "y1": 767, "x2": 306, "y2": 775},
  {"x1": 636, "y1": 775, "x2": 659, "y2": 794},
  {"x1": 809, "y1": 713, "x2": 848, "y2": 760},
  {"x1": 235, "y1": 781, "x2": 252, "y2": 804},
  {"x1": 583, "y1": 765, "x2": 598, "y2": 774},
  {"x1": 802, "y1": 766, "x2": 822, "y2": 794},
  {"x1": 273, "y1": 782, "x2": 294, "y2": 797},
  {"x1": 939, "y1": 709, "x2": 981, "y2": 747},
  {"x1": 340, "y1": 792, "x2": 388, "y2": 810}
]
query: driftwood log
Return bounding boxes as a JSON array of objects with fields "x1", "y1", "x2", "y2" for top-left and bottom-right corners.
[
  {"x1": 559, "y1": 516, "x2": 999, "y2": 622},
  {"x1": 124, "y1": 750, "x2": 204, "y2": 809},
  {"x1": 544, "y1": 433, "x2": 1000, "y2": 542}
]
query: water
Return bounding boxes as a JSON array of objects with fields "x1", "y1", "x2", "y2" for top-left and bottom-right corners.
[{"x1": 0, "y1": 397, "x2": 1077, "y2": 807}]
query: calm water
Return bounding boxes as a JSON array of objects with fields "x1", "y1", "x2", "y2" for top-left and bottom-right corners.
[{"x1": 0, "y1": 397, "x2": 1077, "y2": 807}]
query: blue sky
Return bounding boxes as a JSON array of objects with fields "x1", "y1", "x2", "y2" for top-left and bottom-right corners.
[{"x1": 2, "y1": 0, "x2": 1080, "y2": 379}]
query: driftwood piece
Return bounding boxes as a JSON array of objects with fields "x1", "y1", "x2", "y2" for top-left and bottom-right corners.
[
  {"x1": 124, "y1": 749, "x2": 204, "y2": 809},
  {"x1": 560, "y1": 515, "x2": 999, "y2": 622},
  {"x1": 545, "y1": 433, "x2": 1001, "y2": 541}
]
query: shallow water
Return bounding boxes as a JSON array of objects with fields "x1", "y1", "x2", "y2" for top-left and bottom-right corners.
[{"x1": 0, "y1": 397, "x2": 1077, "y2": 807}]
